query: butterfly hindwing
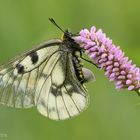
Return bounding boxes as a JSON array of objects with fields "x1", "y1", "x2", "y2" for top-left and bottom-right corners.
[{"x1": 36, "y1": 53, "x2": 88, "y2": 120}]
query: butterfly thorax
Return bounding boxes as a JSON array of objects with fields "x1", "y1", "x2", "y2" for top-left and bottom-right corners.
[
  {"x1": 61, "y1": 31, "x2": 85, "y2": 84},
  {"x1": 62, "y1": 30, "x2": 82, "y2": 53}
]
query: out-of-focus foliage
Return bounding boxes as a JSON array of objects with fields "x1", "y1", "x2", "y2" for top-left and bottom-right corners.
[{"x1": 0, "y1": 0, "x2": 140, "y2": 140}]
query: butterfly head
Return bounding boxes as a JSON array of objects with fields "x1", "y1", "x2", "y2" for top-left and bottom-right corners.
[
  {"x1": 49, "y1": 18, "x2": 81, "y2": 51},
  {"x1": 61, "y1": 29, "x2": 73, "y2": 40}
]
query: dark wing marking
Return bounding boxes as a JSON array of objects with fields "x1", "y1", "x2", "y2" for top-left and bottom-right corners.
[
  {"x1": 0, "y1": 39, "x2": 62, "y2": 108},
  {"x1": 36, "y1": 52, "x2": 89, "y2": 120}
]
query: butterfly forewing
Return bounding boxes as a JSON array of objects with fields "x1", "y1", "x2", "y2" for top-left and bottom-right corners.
[
  {"x1": 0, "y1": 40, "x2": 61, "y2": 107},
  {"x1": 0, "y1": 39, "x2": 89, "y2": 120}
]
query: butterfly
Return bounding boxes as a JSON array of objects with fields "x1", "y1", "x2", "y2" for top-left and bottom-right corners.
[{"x1": 0, "y1": 19, "x2": 95, "y2": 120}]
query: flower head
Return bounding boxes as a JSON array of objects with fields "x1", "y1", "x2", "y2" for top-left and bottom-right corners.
[{"x1": 74, "y1": 27, "x2": 140, "y2": 92}]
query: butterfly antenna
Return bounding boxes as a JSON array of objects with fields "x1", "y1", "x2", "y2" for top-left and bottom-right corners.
[{"x1": 49, "y1": 18, "x2": 65, "y2": 33}]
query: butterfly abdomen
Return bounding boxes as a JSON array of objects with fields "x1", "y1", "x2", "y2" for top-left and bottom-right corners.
[{"x1": 72, "y1": 55, "x2": 85, "y2": 84}]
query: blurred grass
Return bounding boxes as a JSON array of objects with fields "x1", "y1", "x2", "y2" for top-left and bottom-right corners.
[{"x1": 0, "y1": 0, "x2": 140, "y2": 140}]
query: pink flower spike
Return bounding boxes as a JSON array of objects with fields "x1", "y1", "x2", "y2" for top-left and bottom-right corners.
[
  {"x1": 106, "y1": 61, "x2": 113, "y2": 65},
  {"x1": 105, "y1": 71, "x2": 110, "y2": 77},
  {"x1": 90, "y1": 52, "x2": 97, "y2": 58},
  {"x1": 101, "y1": 53, "x2": 107, "y2": 59},
  {"x1": 84, "y1": 45, "x2": 91, "y2": 49},
  {"x1": 99, "y1": 45, "x2": 105, "y2": 53},
  {"x1": 89, "y1": 47, "x2": 98, "y2": 52},
  {"x1": 126, "y1": 80, "x2": 132, "y2": 85},
  {"x1": 116, "y1": 81, "x2": 122, "y2": 86},
  {"x1": 105, "y1": 38, "x2": 112, "y2": 47},
  {"x1": 90, "y1": 33, "x2": 96, "y2": 41},
  {"x1": 118, "y1": 76, "x2": 125, "y2": 80},
  {"x1": 120, "y1": 71, "x2": 126, "y2": 75},
  {"x1": 87, "y1": 41, "x2": 96, "y2": 46},
  {"x1": 112, "y1": 68, "x2": 119, "y2": 72},
  {"x1": 108, "y1": 54, "x2": 114, "y2": 60},
  {"x1": 106, "y1": 65, "x2": 113, "y2": 71},
  {"x1": 74, "y1": 26, "x2": 140, "y2": 93},
  {"x1": 110, "y1": 73, "x2": 115, "y2": 78},
  {"x1": 90, "y1": 26, "x2": 96, "y2": 33},
  {"x1": 85, "y1": 50, "x2": 90, "y2": 54},
  {"x1": 116, "y1": 84, "x2": 124, "y2": 89},
  {"x1": 114, "y1": 62, "x2": 119, "y2": 67},
  {"x1": 128, "y1": 85, "x2": 135, "y2": 91},
  {"x1": 127, "y1": 74, "x2": 132, "y2": 79},
  {"x1": 80, "y1": 29, "x2": 90, "y2": 37}
]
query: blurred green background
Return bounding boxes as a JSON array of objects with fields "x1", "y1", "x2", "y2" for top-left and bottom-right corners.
[{"x1": 0, "y1": 0, "x2": 140, "y2": 140}]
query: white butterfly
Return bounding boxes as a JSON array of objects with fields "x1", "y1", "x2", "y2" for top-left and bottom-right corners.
[{"x1": 0, "y1": 19, "x2": 95, "y2": 120}]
